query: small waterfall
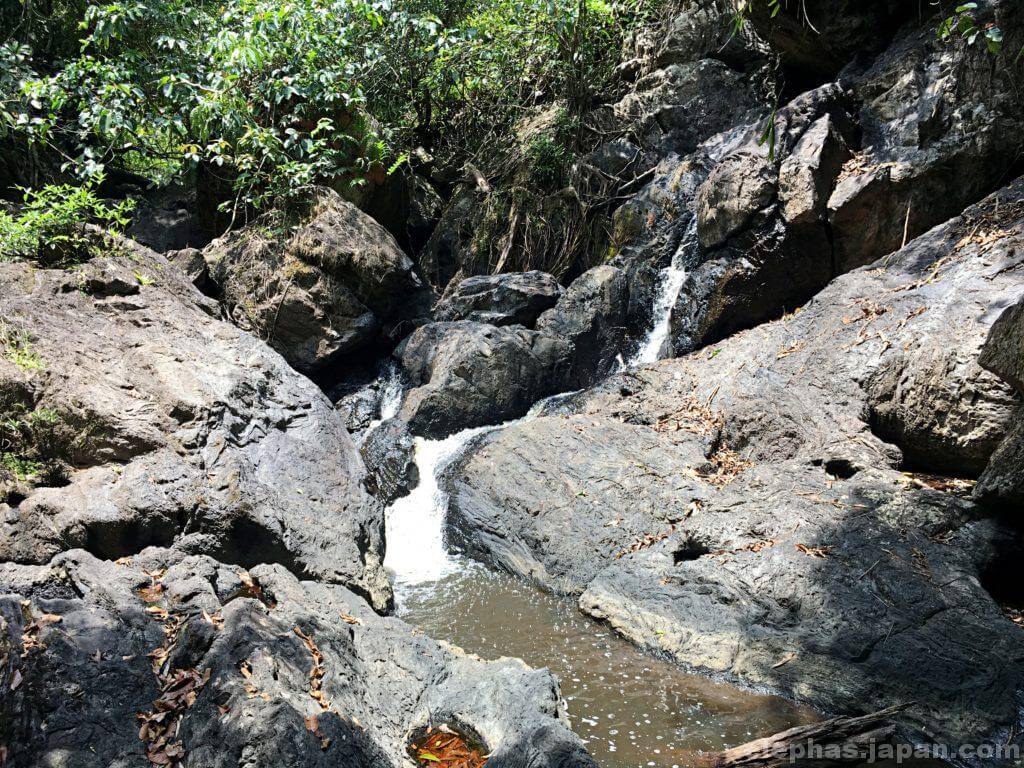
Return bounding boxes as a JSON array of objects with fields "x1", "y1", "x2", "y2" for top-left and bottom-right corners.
[
  {"x1": 383, "y1": 425, "x2": 493, "y2": 587},
  {"x1": 626, "y1": 218, "x2": 699, "y2": 368},
  {"x1": 383, "y1": 389, "x2": 575, "y2": 592},
  {"x1": 366, "y1": 360, "x2": 404, "y2": 434}
]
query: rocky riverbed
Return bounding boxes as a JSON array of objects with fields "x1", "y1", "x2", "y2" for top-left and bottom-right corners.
[{"x1": 3, "y1": 0, "x2": 1024, "y2": 766}]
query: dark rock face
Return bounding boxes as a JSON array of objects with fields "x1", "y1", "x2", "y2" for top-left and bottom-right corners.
[
  {"x1": 434, "y1": 271, "x2": 563, "y2": 328},
  {"x1": 0, "y1": 548, "x2": 594, "y2": 768},
  {"x1": 359, "y1": 168, "x2": 445, "y2": 255},
  {"x1": 609, "y1": 1, "x2": 1024, "y2": 360},
  {"x1": 976, "y1": 297, "x2": 1024, "y2": 505},
  {"x1": 360, "y1": 419, "x2": 419, "y2": 505},
  {"x1": 0, "y1": 243, "x2": 391, "y2": 611},
  {"x1": 127, "y1": 187, "x2": 212, "y2": 253},
  {"x1": 536, "y1": 266, "x2": 630, "y2": 388},
  {"x1": 748, "y1": 0, "x2": 912, "y2": 79},
  {"x1": 204, "y1": 188, "x2": 429, "y2": 374},
  {"x1": 396, "y1": 321, "x2": 573, "y2": 438},
  {"x1": 444, "y1": 182, "x2": 1024, "y2": 746}
]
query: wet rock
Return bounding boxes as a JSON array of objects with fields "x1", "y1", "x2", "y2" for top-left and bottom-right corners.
[
  {"x1": 361, "y1": 419, "x2": 419, "y2": 505},
  {"x1": 434, "y1": 271, "x2": 563, "y2": 328},
  {"x1": 396, "y1": 321, "x2": 572, "y2": 439},
  {"x1": 536, "y1": 265, "x2": 629, "y2": 388},
  {"x1": 204, "y1": 188, "x2": 428, "y2": 374},
  {"x1": 0, "y1": 242, "x2": 391, "y2": 611},
  {"x1": 0, "y1": 548, "x2": 595, "y2": 768},
  {"x1": 445, "y1": 181, "x2": 1024, "y2": 747}
]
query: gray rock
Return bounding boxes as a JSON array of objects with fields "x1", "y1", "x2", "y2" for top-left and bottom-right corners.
[
  {"x1": 434, "y1": 271, "x2": 563, "y2": 328},
  {"x1": 0, "y1": 548, "x2": 595, "y2": 768},
  {"x1": 979, "y1": 296, "x2": 1024, "y2": 392},
  {"x1": 204, "y1": 188, "x2": 427, "y2": 373},
  {"x1": 444, "y1": 181, "x2": 1024, "y2": 747},
  {"x1": 976, "y1": 296, "x2": 1024, "y2": 505},
  {"x1": 536, "y1": 266, "x2": 630, "y2": 388},
  {"x1": 360, "y1": 419, "x2": 419, "y2": 505},
  {"x1": 396, "y1": 322, "x2": 573, "y2": 438},
  {"x1": 0, "y1": 242, "x2": 391, "y2": 611}
]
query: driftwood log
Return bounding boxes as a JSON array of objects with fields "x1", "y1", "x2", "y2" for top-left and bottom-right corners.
[{"x1": 713, "y1": 704, "x2": 913, "y2": 767}]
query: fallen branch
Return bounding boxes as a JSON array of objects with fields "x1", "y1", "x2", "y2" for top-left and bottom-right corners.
[{"x1": 712, "y1": 703, "x2": 912, "y2": 767}]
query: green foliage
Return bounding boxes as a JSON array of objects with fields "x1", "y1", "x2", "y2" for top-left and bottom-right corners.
[
  {"x1": 0, "y1": 322, "x2": 45, "y2": 372},
  {"x1": 938, "y1": 3, "x2": 1003, "y2": 54},
  {"x1": 526, "y1": 133, "x2": 572, "y2": 190},
  {"x1": 0, "y1": 0, "x2": 664, "y2": 213},
  {"x1": 0, "y1": 183, "x2": 134, "y2": 264},
  {"x1": 0, "y1": 405, "x2": 69, "y2": 487}
]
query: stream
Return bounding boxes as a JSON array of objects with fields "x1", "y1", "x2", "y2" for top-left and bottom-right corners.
[{"x1": 380, "y1": 244, "x2": 820, "y2": 767}]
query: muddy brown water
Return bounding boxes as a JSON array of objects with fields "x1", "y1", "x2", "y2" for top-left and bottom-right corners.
[{"x1": 395, "y1": 561, "x2": 820, "y2": 768}]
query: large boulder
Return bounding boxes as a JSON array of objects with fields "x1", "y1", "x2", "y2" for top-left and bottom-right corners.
[
  {"x1": 434, "y1": 271, "x2": 563, "y2": 328},
  {"x1": 536, "y1": 265, "x2": 630, "y2": 388},
  {"x1": 204, "y1": 189, "x2": 429, "y2": 374},
  {"x1": 0, "y1": 239, "x2": 391, "y2": 611},
  {"x1": 0, "y1": 548, "x2": 595, "y2": 768},
  {"x1": 396, "y1": 322, "x2": 573, "y2": 438},
  {"x1": 443, "y1": 181, "x2": 1024, "y2": 748},
  {"x1": 976, "y1": 296, "x2": 1024, "y2": 505}
]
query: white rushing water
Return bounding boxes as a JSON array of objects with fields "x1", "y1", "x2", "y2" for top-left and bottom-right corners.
[
  {"x1": 625, "y1": 217, "x2": 699, "y2": 368},
  {"x1": 365, "y1": 360, "x2": 404, "y2": 434},
  {"x1": 383, "y1": 424, "x2": 494, "y2": 586}
]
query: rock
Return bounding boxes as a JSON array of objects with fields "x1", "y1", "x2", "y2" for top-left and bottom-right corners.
[
  {"x1": 976, "y1": 296, "x2": 1024, "y2": 505},
  {"x1": 166, "y1": 246, "x2": 212, "y2": 292},
  {"x1": 361, "y1": 419, "x2": 419, "y2": 505},
  {"x1": 828, "y1": 0, "x2": 1024, "y2": 271},
  {"x1": 444, "y1": 181, "x2": 1024, "y2": 746},
  {"x1": 747, "y1": 0, "x2": 912, "y2": 79},
  {"x1": 418, "y1": 185, "x2": 487, "y2": 291},
  {"x1": 359, "y1": 168, "x2": 445, "y2": 255},
  {"x1": 396, "y1": 321, "x2": 573, "y2": 438},
  {"x1": 979, "y1": 296, "x2": 1024, "y2": 392},
  {"x1": 0, "y1": 548, "x2": 595, "y2": 768},
  {"x1": 778, "y1": 115, "x2": 852, "y2": 225},
  {"x1": 204, "y1": 188, "x2": 428, "y2": 374},
  {"x1": 695, "y1": 149, "x2": 776, "y2": 249},
  {"x1": 0, "y1": 240, "x2": 391, "y2": 611},
  {"x1": 434, "y1": 271, "x2": 563, "y2": 328},
  {"x1": 591, "y1": 59, "x2": 767, "y2": 158},
  {"x1": 536, "y1": 265, "x2": 630, "y2": 388},
  {"x1": 127, "y1": 186, "x2": 212, "y2": 253}
]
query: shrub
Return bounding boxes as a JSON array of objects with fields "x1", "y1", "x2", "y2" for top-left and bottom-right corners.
[{"x1": 0, "y1": 183, "x2": 134, "y2": 264}]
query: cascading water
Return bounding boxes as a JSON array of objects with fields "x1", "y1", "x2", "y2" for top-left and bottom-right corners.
[
  {"x1": 626, "y1": 217, "x2": 699, "y2": 368},
  {"x1": 376, "y1": 257, "x2": 817, "y2": 766},
  {"x1": 365, "y1": 360, "x2": 404, "y2": 434},
  {"x1": 383, "y1": 424, "x2": 493, "y2": 587}
]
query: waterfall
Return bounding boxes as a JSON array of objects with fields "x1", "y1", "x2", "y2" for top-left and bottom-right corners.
[
  {"x1": 383, "y1": 425, "x2": 493, "y2": 587},
  {"x1": 383, "y1": 390, "x2": 574, "y2": 591},
  {"x1": 366, "y1": 360, "x2": 404, "y2": 434},
  {"x1": 626, "y1": 217, "x2": 699, "y2": 368}
]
